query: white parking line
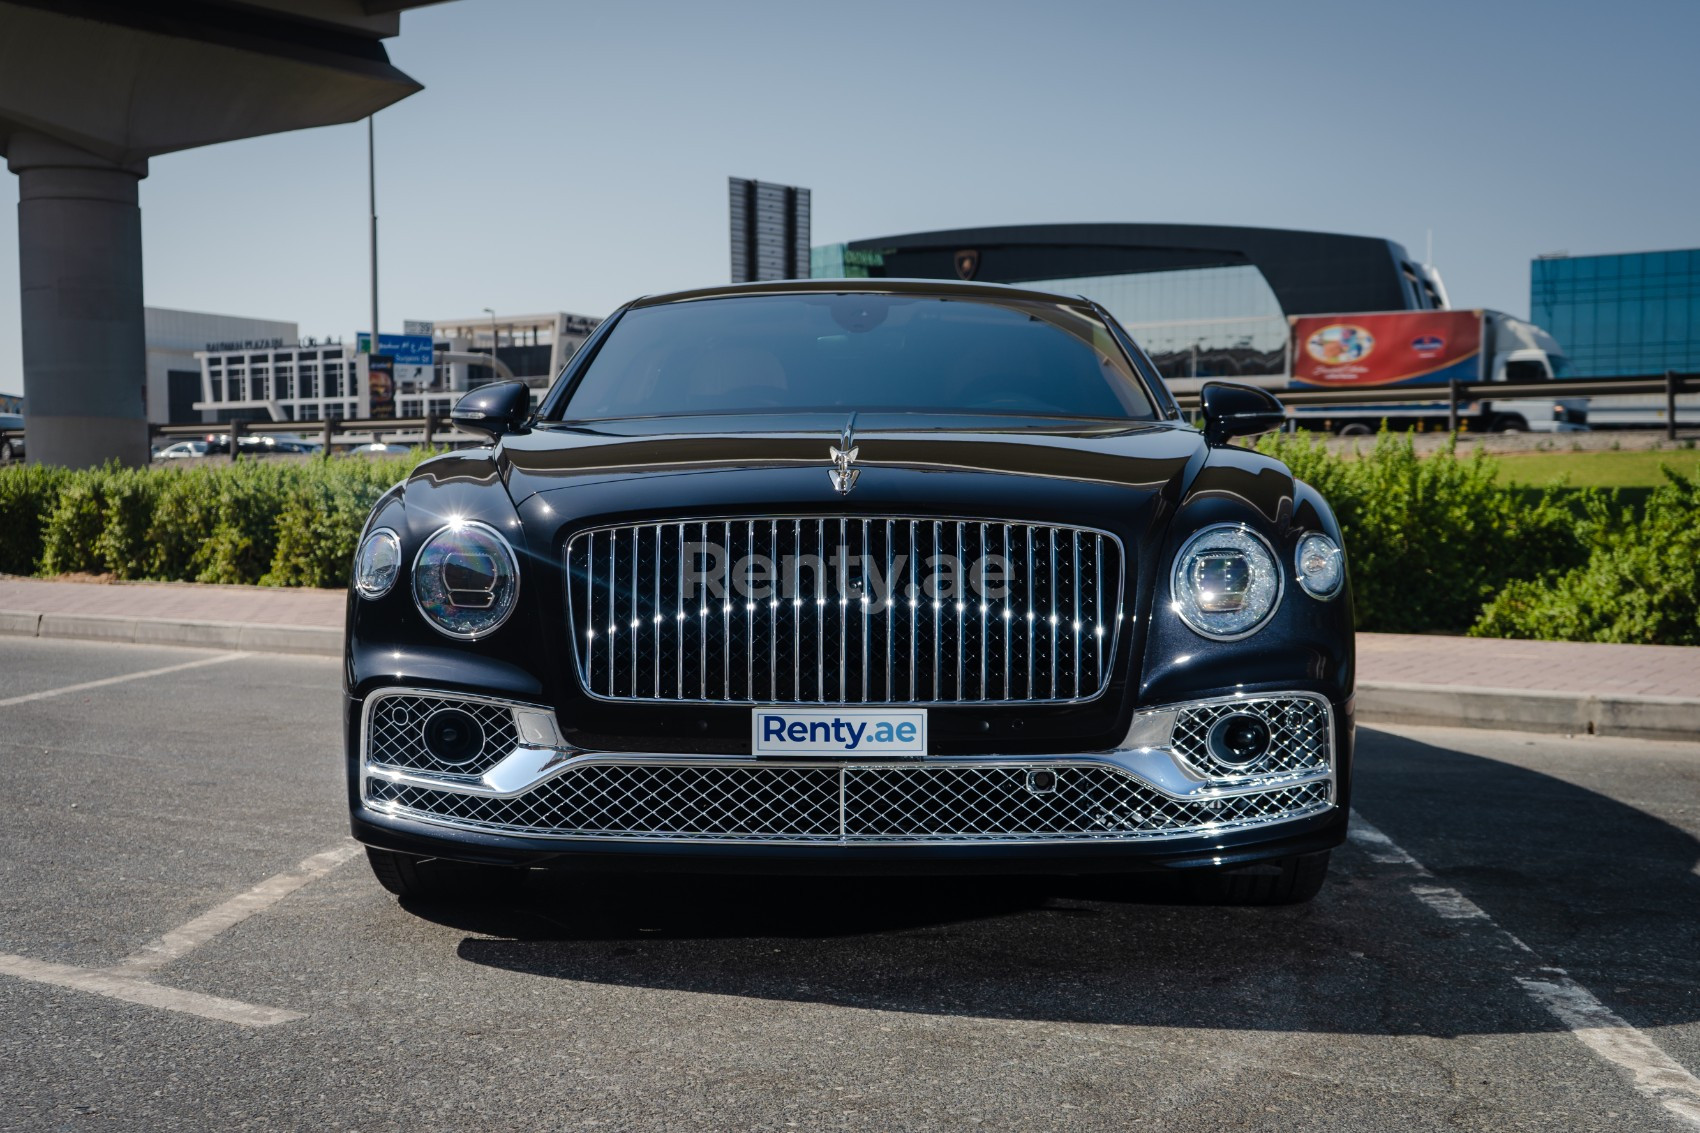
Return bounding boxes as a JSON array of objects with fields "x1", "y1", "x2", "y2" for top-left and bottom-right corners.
[
  {"x1": 113, "y1": 844, "x2": 362, "y2": 976},
  {"x1": 0, "y1": 652, "x2": 248, "y2": 708},
  {"x1": 0, "y1": 842, "x2": 361, "y2": 1027},
  {"x1": 0, "y1": 953, "x2": 302, "y2": 1027},
  {"x1": 1349, "y1": 811, "x2": 1700, "y2": 1128}
]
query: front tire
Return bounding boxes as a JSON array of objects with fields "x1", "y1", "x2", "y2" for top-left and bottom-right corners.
[
  {"x1": 365, "y1": 847, "x2": 526, "y2": 901},
  {"x1": 1185, "y1": 851, "x2": 1330, "y2": 905}
]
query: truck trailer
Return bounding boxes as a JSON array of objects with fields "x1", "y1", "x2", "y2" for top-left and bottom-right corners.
[{"x1": 1285, "y1": 309, "x2": 1587, "y2": 434}]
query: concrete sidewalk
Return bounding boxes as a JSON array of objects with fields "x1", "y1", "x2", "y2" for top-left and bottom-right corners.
[{"x1": 2, "y1": 577, "x2": 1695, "y2": 741}]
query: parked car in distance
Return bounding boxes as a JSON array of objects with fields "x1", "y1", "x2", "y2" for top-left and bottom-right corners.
[
  {"x1": 0, "y1": 412, "x2": 23, "y2": 463},
  {"x1": 154, "y1": 439, "x2": 210, "y2": 460},
  {"x1": 348, "y1": 442, "x2": 414, "y2": 457},
  {"x1": 197, "y1": 432, "x2": 317, "y2": 456},
  {"x1": 346, "y1": 279, "x2": 1354, "y2": 909}
]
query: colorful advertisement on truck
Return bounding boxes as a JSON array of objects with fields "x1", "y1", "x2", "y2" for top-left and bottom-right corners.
[{"x1": 1291, "y1": 310, "x2": 1484, "y2": 389}]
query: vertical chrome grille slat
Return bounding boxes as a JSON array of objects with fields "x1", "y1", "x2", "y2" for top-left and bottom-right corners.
[
  {"x1": 860, "y1": 519, "x2": 870, "y2": 704},
  {"x1": 837, "y1": 518, "x2": 848, "y2": 704},
  {"x1": 1072, "y1": 528, "x2": 1081, "y2": 700},
  {"x1": 606, "y1": 530, "x2": 616, "y2": 699},
  {"x1": 568, "y1": 517, "x2": 1121, "y2": 705},
  {"x1": 1024, "y1": 526, "x2": 1035, "y2": 699},
  {"x1": 884, "y1": 519, "x2": 894, "y2": 704},
  {"x1": 1094, "y1": 533, "x2": 1105, "y2": 688},
  {"x1": 745, "y1": 521, "x2": 754, "y2": 703},
  {"x1": 1048, "y1": 526, "x2": 1059, "y2": 701},
  {"x1": 819, "y1": 517, "x2": 826, "y2": 697}
]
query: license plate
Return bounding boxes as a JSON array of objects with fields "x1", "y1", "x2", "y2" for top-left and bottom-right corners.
[{"x1": 751, "y1": 708, "x2": 928, "y2": 757}]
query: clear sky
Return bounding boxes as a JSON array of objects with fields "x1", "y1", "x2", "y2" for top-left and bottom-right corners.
[{"x1": 2, "y1": 0, "x2": 1697, "y2": 394}]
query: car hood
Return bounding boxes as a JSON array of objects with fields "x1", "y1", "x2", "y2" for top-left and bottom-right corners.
[{"x1": 496, "y1": 412, "x2": 1209, "y2": 510}]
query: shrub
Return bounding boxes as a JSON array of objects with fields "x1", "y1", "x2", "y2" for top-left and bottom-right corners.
[
  {"x1": 1473, "y1": 466, "x2": 1700, "y2": 644},
  {"x1": 1256, "y1": 431, "x2": 1588, "y2": 634},
  {"x1": 264, "y1": 459, "x2": 406, "y2": 588},
  {"x1": 0, "y1": 463, "x2": 73, "y2": 575},
  {"x1": 38, "y1": 470, "x2": 108, "y2": 575}
]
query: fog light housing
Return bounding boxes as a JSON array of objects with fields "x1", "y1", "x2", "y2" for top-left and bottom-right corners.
[
  {"x1": 1208, "y1": 713, "x2": 1272, "y2": 766},
  {"x1": 422, "y1": 707, "x2": 485, "y2": 764}
]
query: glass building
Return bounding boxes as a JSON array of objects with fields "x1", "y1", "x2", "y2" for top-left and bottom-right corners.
[
  {"x1": 1530, "y1": 249, "x2": 1700, "y2": 378},
  {"x1": 815, "y1": 224, "x2": 1446, "y2": 381}
]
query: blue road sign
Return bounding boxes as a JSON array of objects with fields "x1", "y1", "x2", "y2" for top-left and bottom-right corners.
[{"x1": 359, "y1": 333, "x2": 435, "y2": 366}]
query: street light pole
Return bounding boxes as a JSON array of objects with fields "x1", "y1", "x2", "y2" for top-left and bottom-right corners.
[
  {"x1": 483, "y1": 307, "x2": 497, "y2": 385},
  {"x1": 368, "y1": 116, "x2": 379, "y2": 355}
]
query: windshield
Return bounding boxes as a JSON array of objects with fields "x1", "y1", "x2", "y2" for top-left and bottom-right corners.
[{"x1": 553, "y1": 293, "x2": 1156, "y2": 421}]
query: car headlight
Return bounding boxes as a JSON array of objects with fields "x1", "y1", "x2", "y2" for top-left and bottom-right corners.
[
  {"x1": 412, "y1": 520, "x2": 521, "y2": 639},
  {"x1": 1170, "y1": 523, "x2": 1281, "y2": 640},
  {"x1": 1294, "y1": 532, "x2": 1345, "y2": 599},
  {"x1": 353, "y1": 527, "x2": 402, "y2": 599}
]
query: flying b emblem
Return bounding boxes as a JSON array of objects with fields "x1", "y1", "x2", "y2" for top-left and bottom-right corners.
[{"x1": 828, "y1": 417, "x2": 860, "y2": 496}]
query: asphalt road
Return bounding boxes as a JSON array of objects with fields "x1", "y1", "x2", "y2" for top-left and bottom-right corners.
[{"x1": 2, "y1": 636, "x2": 1697, "y2": 1132}]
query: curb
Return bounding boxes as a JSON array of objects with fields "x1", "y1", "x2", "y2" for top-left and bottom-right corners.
[
  {"x1": 0, "y1": 610, "x2": 340, "y2": 657},
  {"x1": 1357, "y1": 681, "x2": 1698, "y2": 743},
  {"x1": 2, "y1": 609, "x2": 1695, "y2": 741}
]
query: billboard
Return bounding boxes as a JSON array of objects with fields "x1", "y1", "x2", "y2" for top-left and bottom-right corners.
[
  {"x1": 367, "y1": 355, "x2": 396, "y2": 419},
  {"x1": 1289, "y1": 310, "x2": 1483, "y2": 389}
]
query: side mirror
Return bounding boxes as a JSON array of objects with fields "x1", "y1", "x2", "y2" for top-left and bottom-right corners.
[
  {"x1": 1199, "y1": 381, "x2": 1286, "y2": 446},
  {"x1": 451, "y1": 380, "x2": 532, "y2": 441}
]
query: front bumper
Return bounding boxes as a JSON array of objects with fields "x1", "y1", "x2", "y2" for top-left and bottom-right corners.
[{"x1": 349, "y1": 688, "x2": 1352, "y2": 873}]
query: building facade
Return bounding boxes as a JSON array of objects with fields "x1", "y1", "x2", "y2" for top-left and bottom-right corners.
[
  {"x1": 1530, "y1": 249, "x2": 1700, "y2": 378},
  {"x1": 816, "y1": 224, "x2": 1447, "y2": 381},
  {"x1": 192, "y1": 311, "x2": 601, "y2": 424},
  {"x1": 144, "y1": 307, "x2": 299, "y2": 424}
]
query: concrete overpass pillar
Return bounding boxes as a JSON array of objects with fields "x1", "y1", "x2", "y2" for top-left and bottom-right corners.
[{"x1": 8, "y1": 133, "x2": 148, "y2": 468}]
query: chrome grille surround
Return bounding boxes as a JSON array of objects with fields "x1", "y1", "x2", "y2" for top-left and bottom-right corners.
[
  {"x1": 363, "y1": 689, "x2": 522, "y2": 779},
  {"x1": 363, "y1": 760, "x2": 1333, "y2": 845},
  {"x1": 564, "y1": 517, "x2": 1125, "y2": 706}
]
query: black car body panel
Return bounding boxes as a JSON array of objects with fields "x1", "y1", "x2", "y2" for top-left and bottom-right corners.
[{"x1": 345, "y1": 279, "x2": 1354, "y2": 875}]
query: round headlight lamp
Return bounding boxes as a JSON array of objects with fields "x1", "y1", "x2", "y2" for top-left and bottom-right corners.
[
  {"x1": 1170, "y1": 524, "x2": 1281, "y2": 640},
  {"x1": 353, "y1": 527, "x2": 402, "y2": 599},
  {"x1": 412, "y1": 520, "x2": 521, "y2": 639},
  {"x1": 1295, "y1": 532, "x2": 1345, "y2": 599}
]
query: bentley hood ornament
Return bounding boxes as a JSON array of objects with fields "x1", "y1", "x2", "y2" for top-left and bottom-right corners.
[{"x1": 828, "y1": 415, "x2": 860, "y2": 496}]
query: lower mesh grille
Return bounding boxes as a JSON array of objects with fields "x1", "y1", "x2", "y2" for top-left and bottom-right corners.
[
  {"x1": 1171, "y1": 696, "x2": 1330, "y2": 780},
  {"x1": 365, "y1": 762, "x2": 1332, "y2": 843},
  {"x1": 365, "y1": 692, "x2": 519, "y2": 778}
]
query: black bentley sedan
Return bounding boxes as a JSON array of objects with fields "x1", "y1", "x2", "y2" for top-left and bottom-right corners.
[{"x1": 346, "y1": 279, "x2": 1353, "y2": 905}]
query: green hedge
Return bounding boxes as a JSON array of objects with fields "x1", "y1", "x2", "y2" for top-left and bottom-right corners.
[
  {"x1": 1255, "y1": 431, "x2": 1700, "y2": 644},
  {"x1": 1473, "y1": 467, "x2": 1700, "y2": 644},
  {"x1": 3, "y1": 438, "x2": 1697, "y2": 643},
  {"x1": 1, "y1": 455, "x2": 428, "y2": 589}
]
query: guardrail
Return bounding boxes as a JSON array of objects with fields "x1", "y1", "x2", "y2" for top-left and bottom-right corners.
[
  {"x1": 1171, "y1": 370, "x2": 1695, "y2": 439},
  {"x1": 147, "y1": 415, "x2": 470, "y2": 461},
  {"x1": 0, "y1": 372, "x2": 1694, "y2": 462}
]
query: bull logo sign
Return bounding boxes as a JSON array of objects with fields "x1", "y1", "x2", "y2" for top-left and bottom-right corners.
[{"x1": 954, "y1": 250, "x2": 980, "y2": 280}]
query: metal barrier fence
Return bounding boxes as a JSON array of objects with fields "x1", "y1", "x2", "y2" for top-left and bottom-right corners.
[
  {"x1": 1169, "y1": 371, "x2": 1694, "y2": 439},
  {"x1": 0, "y1": 372, "x2": 1694, "y2": 461}
]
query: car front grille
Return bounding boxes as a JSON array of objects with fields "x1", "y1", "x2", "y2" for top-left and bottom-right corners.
[
  {"x1": 364, "y1": 761, "x2": 1331, "y2": 844},
  {"x1": 566, "y1": 517, "x2": 1124, "y2": 704}
]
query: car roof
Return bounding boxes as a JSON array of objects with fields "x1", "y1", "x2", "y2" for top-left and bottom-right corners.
[{"x1": 628, "y1": 277, "x2": 1093, "y2": 309}]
